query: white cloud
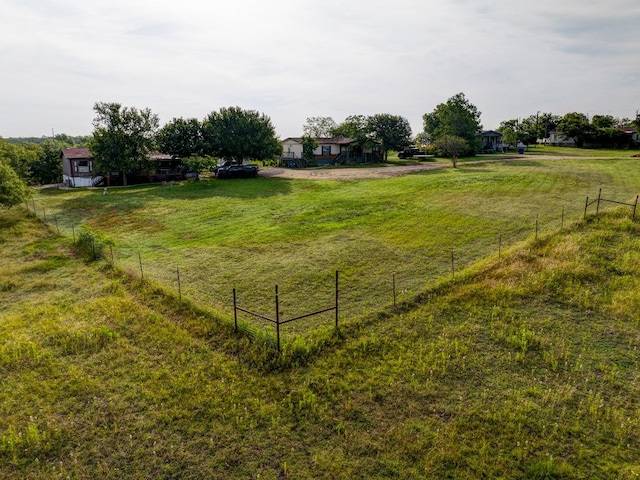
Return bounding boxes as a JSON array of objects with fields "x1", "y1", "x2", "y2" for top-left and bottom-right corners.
[{"x1": 1, "y1": 0, "x2": 639, "y2": 138}]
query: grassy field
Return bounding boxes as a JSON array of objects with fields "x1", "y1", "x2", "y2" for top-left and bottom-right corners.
[
  {"x1": 29, "y1": 151, "x2": 640, "y2": 342},
  {"x1": 2, "y1": 189, "x2": 640, "y2": 478}
]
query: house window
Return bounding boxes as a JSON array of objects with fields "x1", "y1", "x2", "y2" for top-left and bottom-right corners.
[
  {"x1": 77, "y1": 160, "x2": 90, "y2": 173},
  {"x1": 321, "y1": 146, "x2": 331, "y2": 156}
]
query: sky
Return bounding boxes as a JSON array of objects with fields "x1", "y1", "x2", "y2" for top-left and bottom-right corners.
[{"x1": 1, "y1": 0, "x2": 639, "y2": 139}]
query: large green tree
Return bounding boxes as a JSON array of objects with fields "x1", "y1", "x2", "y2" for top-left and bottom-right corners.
[
  {"x1": 29, "y1": 141, "x2": 63, "y2": 185},
  {"x1": 0, "y1": 161, "x2": 30, "y2": 207},
  {"x1": 202, "y1": 107, "x2": 282, "y2": 162},
  {"x1": 88, "y1": 102, "x2": 160, "y2": 185},
  {"x1": 557, "y1": 112, "x2": 592, "y2": 148},
  {"x1": 157, "y1": 117, "x2": 204, "y2": 158},
  {"x1": 331, "y1": 115, "x2": 378, "y2": 152},
  {"x1": 366, "y1": 114, "x2": 412, "y2": 160},
  {"x1": 423, "y1": 93, "x2": 482, "y2": 155},
  {"x1": 302, "y1": 116, "x2": 338, "y2": 138}
]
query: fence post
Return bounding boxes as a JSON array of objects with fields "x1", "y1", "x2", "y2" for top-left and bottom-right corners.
[
  {"x1": 335, "y1": 270, "x2": 339, "y2": 329},
  {"x1": 176, "y1": 267, "x2": 182, "y2": 304},
  {"x1": 535, "y1": 214, "x2": 539, "y2": 239},
  {"x1": 584, "y1": 196, "x2": 589, "y2": 220},
  {"x1": 596, "y1": 188, "x2": 602, "y2": 216},
  {"x1": 233, "y1": 288, "x2": 238, "y2": 333},
  {"x1": 499, "y1": 234, "x2": 502, "y2": 259},
  {"x1": 561, "y1": 207, "x2": 565, "y2": 230},
  {"x1": 138, "y1": 252, "x2": 144, "y2": 280},
  {"x1": 451, "y1": 249, "x2": 455, "y2": 278},
  {"x1": 633, "y1": 195, "x2": 638, "y2": 221},
  {"x1": 392, "y1": 271, "x2": 397, "y2": 308},
  {"x1": 275, "y1": 285, "x2": 281, "y2": 352}
]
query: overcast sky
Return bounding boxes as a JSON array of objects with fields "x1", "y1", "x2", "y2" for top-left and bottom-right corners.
[{"x1": 1, "y1": 0, "x2": 639, "y2": 139}]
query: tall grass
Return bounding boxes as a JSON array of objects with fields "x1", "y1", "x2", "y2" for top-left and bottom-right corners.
[{"x1": 2, "y1": 179, "x2": 640, "y2": 477}]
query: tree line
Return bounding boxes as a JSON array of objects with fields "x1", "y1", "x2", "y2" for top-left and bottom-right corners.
[{"x1": 2, "y1": 94, "x2": 639, "y2": 207}]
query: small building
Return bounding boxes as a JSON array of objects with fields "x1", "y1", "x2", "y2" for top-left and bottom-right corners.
[
  {"x1": 479, "y1": 131, "x2": 504, "y2": 153},
  {"x1": 548, "y1": 130, "x2": 577, "y2": 147},
  {"x1": 281, "y1": 137, "x2": 382, "y2": 167},
  {"x1": 61, "y1": 147, "x2": 102, "y2": 187},
  {"x1": 60, "y1": 148, "x2": 184, "y2": 187}
]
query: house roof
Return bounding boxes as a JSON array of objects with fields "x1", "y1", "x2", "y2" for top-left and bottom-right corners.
[
  {"x1": 61, "y1": 147, "x2": 91, "y2": 159},
  {"x1": 480, "y1": 130, "x2": 503, "y2": 137},
  {"x1": 283, "y1": 136, "x2": 356, "y2": 145}
]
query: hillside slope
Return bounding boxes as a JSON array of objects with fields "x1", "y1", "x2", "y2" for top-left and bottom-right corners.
[{"x1": 1, "y1": 207, "x2": 639, "y2": 479}]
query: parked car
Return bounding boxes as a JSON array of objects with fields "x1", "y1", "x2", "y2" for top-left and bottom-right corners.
[
  {"x1": 216, "y1": 164, "x2": 259, "y2": 179},
  {"x1": 397, "y1": 146, "x2": 431, "y2": 159}
]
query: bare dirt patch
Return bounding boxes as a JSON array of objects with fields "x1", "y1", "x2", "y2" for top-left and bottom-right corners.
[
  {"x1": 258, "y1": 155, "x2": 578, "y2": 181},
  {"x1": 259, "y1": 162, "x2": 450, "y2": 180}
]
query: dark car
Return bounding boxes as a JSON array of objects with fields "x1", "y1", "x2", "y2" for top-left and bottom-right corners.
[{"x1": 216, "y1": 164, "x2": 259, "y2": 179}]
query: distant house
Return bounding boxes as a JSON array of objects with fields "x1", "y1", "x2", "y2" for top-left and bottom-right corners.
[
  {"x1": 60, "y1": 148, "x2": 184, "y2": 187},
  {"x1": 281, "y1": 137, "x2": 382, "y2": 167},
  {"x1": 548, "y1": 130, "x2": 577, "y2": 147},
  {"x1": 61, "y1": 148, "x2": 101, "y2": 187},
  {"x1": 479, "y1": 131, "x2": 504, "y2": 152}
]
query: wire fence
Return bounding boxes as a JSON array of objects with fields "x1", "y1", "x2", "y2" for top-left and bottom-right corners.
[{"x1": 23, "y1": 188, "x2": 638, "y2": 351}]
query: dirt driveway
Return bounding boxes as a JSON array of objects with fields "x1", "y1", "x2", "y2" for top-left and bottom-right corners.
[
  {"x1": 258, "y1": 162, "x2": 451, "y2": 180},
  {"x1": 257, "y1": 154, "x2": 560, "y2": 180}
]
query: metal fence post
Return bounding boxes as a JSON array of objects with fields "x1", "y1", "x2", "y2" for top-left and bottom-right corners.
[
  {"x1": 584, "y1": 196, "x2": 589, "y2": 220},
  {"x1": 633, "y1": 196, "x2": 638, "y2": 221},
  {"x1": 451, "y1": 249, "x2": 455, "y2": 278},
  {"x1": 138, "y1": 252, "x2": 144, "y2": 280},
  {"x1": 499, "y1": 234, "x2": 502, "y2": 259},
  {"x1": 275, "y1": 285, "x2": 281, "y2": 352},
  {"x1": 233, "y1": 288, "x2": 238, "y2": 333},
  {"x1": 176, "y1": 267, "x2": 182, "y2": 304},
  {"x1": 561, "y1": 207, "x2": 565, "y2": 230},
  {"x1": 596, "y1": 188, "x2": 602, "y2": 216},
  {"x1": 335, "y1": 270, "x2": 339, "y2": 329},
  {"x1": 392, "y1": 271, "x2": 397, "y2": 307}
]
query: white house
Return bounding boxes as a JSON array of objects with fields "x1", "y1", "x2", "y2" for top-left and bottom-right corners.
[{"x1": 281, "y1": 136, "x2": 382, "y2": 166}]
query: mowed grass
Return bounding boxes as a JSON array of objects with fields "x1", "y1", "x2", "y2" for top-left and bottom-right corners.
[
  {"x1": 2, "y1": 197, "x2": 640, "y2": 477},
  {"x1": 32, "y1": 153, "x2": 640, "y2": 339}
]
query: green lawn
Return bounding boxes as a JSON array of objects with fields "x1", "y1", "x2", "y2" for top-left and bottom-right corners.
[
  {"x1": 31, "y1": 155, "x2": 640, "y2": 340},
  {"x1": 2, "y1": 194, "x2": 640, "y2": 478}
]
